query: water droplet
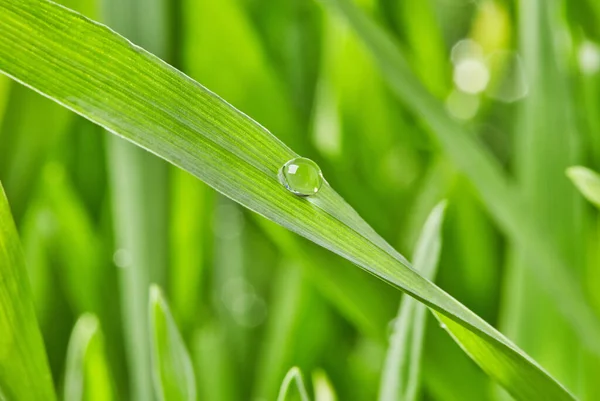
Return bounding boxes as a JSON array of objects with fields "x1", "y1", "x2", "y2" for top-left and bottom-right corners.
[{"x1": 279, "y1": 157, "x2": 324, "y2": 197}]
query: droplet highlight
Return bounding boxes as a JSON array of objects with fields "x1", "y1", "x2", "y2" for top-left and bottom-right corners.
[{"x1": 279, "y1": 157, "x2": 324, "y2": 197}]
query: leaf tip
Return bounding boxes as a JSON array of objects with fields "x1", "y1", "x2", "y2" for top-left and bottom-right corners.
[{"x1": 566, "y1": 166, "x2": 600, "y2": 208}]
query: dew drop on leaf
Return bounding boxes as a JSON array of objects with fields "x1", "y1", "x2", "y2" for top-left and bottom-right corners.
[{"x1": 278, "y1": 157, "x2": 324, "y2": 197}]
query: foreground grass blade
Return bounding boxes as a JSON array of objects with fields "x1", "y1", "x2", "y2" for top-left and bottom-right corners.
[
  {"x1": 379, "y1": 202, "x2": 446, "y2": 401},
  {"x1": 567, "y1": 167, "x2": 600, "y2": 209},
  {"x1": 317, "y1": 0, "x2": 600, "y2": 359},
  {"x1": 149, "y1": 285, "x2": 197, "y2": 401},
  {"x1": 0, "y1": 1, "x2": 575, "y2": 399},
  {"x1": 64, "y1": 314, "x2": 115, "y2": 401},
  {"x1": 0, "y1": 183, "x2": 56, "y2": 400},
  {"x1": 277, "y1": 367, "x2": 311, "y2": 401}
]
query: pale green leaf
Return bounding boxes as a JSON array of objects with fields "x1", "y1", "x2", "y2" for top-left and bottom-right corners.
[
  {"x1": 64, "y1": 314, "x2": 115, "y2": 401},
  {"x1": 313, "y1": 369, "x2": 337, "y2": 401},
  {"x1": 277, "y1": 367, "x2": 311, "y2": 401},
  {"x1": 567, "y1": 166, "x2": 600, "y2": 209},
  {"x1": 148, "y1": 285, "x2": 196, "y2": 401}
]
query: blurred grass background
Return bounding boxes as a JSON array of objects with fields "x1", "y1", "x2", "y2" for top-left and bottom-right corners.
[{"x1": 1, "y1": 0, "x2": 599, "y2": 399}]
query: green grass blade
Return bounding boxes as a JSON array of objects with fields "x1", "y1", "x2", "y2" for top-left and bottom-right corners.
[
  {"x1": 148, "y1": 285, "x2": 196, "y2": 401},
  {"x1": 102, "y1": 0, "x2": 170, "y2": 398},
  {"x1": 318, "y1": 0, "x2": 600, "y2": 370},
  {"x1": 0, "y1": 182, "x2": 56, "y2": 401},
  {"x1": 277, "y1": 367, "x2": 311, "y2": 401},
  {"x1": 567, "y1": 167, "x2": 600, "y2": 209},
  {"x1": 499, "y1": 0, "x2": 587, "y2": 392},
  {"x1": 64, "y1": 314, "x2": 115, "y2": 401},
  {"x1": 0, "y1": 1, "x2": 577, "y2": 399},
  {"x1": 379, "y1": 202, "x2": 446, "y2": 401},
  {"x1": 313, "y1": 369, "x2": 337, "y2": 401}
]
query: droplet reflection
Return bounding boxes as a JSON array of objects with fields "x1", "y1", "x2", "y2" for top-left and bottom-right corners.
[{"x1": 279, "y1": 157, "x2": 324, "y2": 197}]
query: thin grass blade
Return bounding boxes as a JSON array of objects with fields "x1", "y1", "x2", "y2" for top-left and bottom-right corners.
[
  {"x1": 379, "y1": 202, "x2": 446, "y2": 401},
  {"x1": 277, "y1": 367, "x2": 311, "y2": 401},
  {"x1": 64, "y1": 314, "x2": 115, "y2": 401},
  {"x1": 148, "y1": 285, "x2": 197, "y2": 401},
  {"x1": 101, "y1": 0, "x2": 171, "y2": 397}
]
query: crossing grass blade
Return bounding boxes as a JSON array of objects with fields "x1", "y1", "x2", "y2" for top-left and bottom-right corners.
[
  {"x1": 0, "y1": 182, "x2": 56, "y2": 401},
  {"x1": 0, "y1": 0, "x2": 578, "y2": 399},
  {"x1": 379, "y1": 202, "x2": 446, "y2": 401}
]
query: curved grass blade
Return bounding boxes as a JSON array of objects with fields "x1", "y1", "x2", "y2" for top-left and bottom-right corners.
[
  {"x1": 64, "y1": 314, "x2": 115, "y2": 401},
  {"x1": 277, "y1": 367, "x2": 311, "y2": 401},
  {"x1": 0, "y1": 1, "x2": 576, "y2": 399},
  {"x1": 379, "y1": 202, "x2": 446, "y2": 401},
  {"x1": 567, "y1": 167, "x2": 600, "y2": 209},
  {"x1": 148, "y1": 285, "x2": 196, "y2": 401},
  {"x1": 0, "y1": 182, "x2": 56, "y2": 401}
]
